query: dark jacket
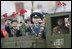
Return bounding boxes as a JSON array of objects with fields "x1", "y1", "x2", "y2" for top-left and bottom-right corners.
[
  {"x1": 10, "y1": 27, "x2": 22, "y2": 37},
  {"x1": 5, "y1": 25, "x2": 12, "y2": 37}
]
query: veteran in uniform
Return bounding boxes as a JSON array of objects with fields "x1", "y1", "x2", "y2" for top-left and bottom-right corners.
[
  {"x1": 53, "y1": 18, "x2": 69, "y2": 35},
  {"x1": 30, "y1": 12, "x2": 43, "y2": 39}
]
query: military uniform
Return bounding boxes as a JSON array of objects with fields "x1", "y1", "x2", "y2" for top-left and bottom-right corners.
[
  {"x1": 53, "y1": 25, "x2": 69, "y2": 35},
  {"x1": 30, "y1": 12, "x2": 43, "y2": 39},
  {"x1": 32, "y1": 23, "x2": 40, "y2": 37}
]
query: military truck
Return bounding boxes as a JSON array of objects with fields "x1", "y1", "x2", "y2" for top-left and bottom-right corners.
[{"x1": 1, "y1": 12, "x2": 71, "y2": 48}]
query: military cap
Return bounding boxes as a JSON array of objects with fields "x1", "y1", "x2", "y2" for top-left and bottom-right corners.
[{"x1": 30, "y1": 12, "x2": 43, "y2": 23}]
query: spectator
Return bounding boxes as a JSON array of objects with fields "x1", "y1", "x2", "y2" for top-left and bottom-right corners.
[
  {"x1": 19, "y1": 20, "x2": 26, "y2": 36},
  {"x1": 25, "y1": 19, "x2": 32, "y2": 36},
  {"x1": 10, "y1": 20, "x2": 22, "y2": 37}
]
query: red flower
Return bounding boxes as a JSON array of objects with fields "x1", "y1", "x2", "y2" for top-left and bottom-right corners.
[
  {"x1": 10, "y1": 14, "x2": 13, "y2": 17},
  {"x1": 12, "y1": 12, "x2": 16, "y2": 15},
  {"x1": 62, "y1": 2, "x2": 66, "y2": 6},
  {"x1": 16, "y1": 12, "x2": 18, "y2": 14},
  {"x1": 23, "y1": 9, "x2": 27, "y2": 13},
  {"x1": 20, "y1": 9, "x2": 23, "y2": 15},
  {"x1": 20, "y1": 9, "x2": 27, "y2": 15},
  {"x1": 57, "y1": 1, "x2": 62, "y2": 6},
  {"x1": 10, "y1": 12, "x2": 16, "y2": 17},
  {"x1": 2, "y1": 13, "x2": 8, "y2": 17}
]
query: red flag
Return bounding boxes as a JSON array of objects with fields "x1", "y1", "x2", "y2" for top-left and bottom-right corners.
[
  {"x1": 2, "y1": 13, "x2": 8, "y2": 17},
  {"x1": 62, "y1": 2, "x2": 66, "y2": 6},
  {"x1": 1, "y1": 28, "x2": 7, "y2": 38}
]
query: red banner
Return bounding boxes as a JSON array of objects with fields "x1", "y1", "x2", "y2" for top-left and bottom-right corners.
[{"x1": 1, "y1": 28, "x2": 7, "y2": 38}]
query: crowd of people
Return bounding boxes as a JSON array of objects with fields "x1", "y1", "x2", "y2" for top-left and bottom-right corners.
[{"x1": 1, "y1": 12, "x2": 46, "y2": 39}]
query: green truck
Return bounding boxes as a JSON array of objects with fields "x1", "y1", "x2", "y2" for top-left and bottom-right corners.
[{"x1": 1, "y1": 12, "x2": 71, "y2": 48}]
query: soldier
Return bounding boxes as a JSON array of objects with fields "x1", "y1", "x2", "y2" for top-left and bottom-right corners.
[
  {"x1": 53, "y1": 18, "x2": 69, "y2": 35},
  {"x1": 30, "y1": 12, "x2": 43, "y2": 39},
  {"x1": 19, "y1": 20, "x2": 26, "y2": 36}
]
